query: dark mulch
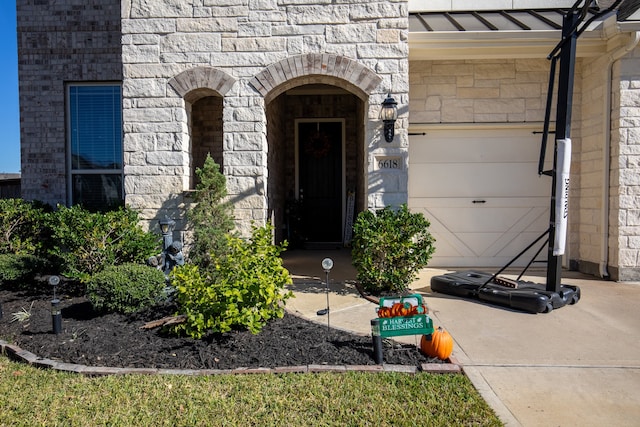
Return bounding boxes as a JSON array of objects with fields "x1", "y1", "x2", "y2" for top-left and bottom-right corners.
[{"x1": 0, "y1": 287, "x2": 437, "y2": 370}]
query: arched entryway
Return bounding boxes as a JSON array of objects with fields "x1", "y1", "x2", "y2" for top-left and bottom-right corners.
[
  {"x1": 250, "y1": 54, "x2": 382, "y2": 248},
  {"x1": 266, "y1": 85, "x2": 365, "y2": 248}
]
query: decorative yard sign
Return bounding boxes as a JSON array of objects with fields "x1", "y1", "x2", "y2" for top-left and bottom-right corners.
[
  {"x1": 375, "y1": 294, "x2": 433, "y2": 338},
  {"x1": 371, "y1": 293, "x2": 434, "y2": 363},
  {"x1": 378, "y1": 315, "x2": 433, "y2": 337}
]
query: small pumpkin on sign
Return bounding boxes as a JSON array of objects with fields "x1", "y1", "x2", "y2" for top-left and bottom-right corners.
[{"x1": 420, "y1": 326, "x2": 453, "y2": 360}]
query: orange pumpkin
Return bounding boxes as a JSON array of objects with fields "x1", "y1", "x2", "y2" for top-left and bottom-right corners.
[{"x1": 420, "y1": 327, "x2": 454, "y2": 360}]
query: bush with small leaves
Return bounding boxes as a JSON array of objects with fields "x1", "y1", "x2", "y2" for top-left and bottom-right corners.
[
  {"x1": 171, "y1": 222, "x2": 293, "y2": 338},
  {"x1": 351, "y1": 204, "x2": 435, "y2": 295},
  {"x1": 86, "y1": 263, "x2": 168, "y2": 314},
  {"x1": 0, "y1": 253, "x2": 50, "y2": 290},
  {"x1": 47, "y1": 205, "x2": 160, "y2": 283},
  {"x1": 0, "y1": 198, "x2": 50, "y2": 256}
]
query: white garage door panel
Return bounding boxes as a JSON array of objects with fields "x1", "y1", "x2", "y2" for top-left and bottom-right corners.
[
  {"x1": 413, "y1": 204, "x2": 548, "y2": 266},
  {"x1": 410, "y1": 134, "x2": 543, "y2": 163},
  {"x1": 409, "y1": 163, "x2": 548, "y2": 198},
  {"x1": 427, "y1": 205, "x2": 548, "y2": 233},
  {"x1": 408, "y1": 126, "x2": 552, "y2": 267}
]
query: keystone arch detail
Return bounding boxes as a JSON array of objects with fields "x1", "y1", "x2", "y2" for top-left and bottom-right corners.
[
  {"x1": 168, "y1": 66, "x2": 236, "y2": 102},
  {"x1": 249, "y1": 54, "x2": 382, "y2": 103}
]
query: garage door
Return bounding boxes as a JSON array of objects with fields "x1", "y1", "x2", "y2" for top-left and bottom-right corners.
[{"x1": 408, "y1": 126, "x2": 553, "y2": 268}]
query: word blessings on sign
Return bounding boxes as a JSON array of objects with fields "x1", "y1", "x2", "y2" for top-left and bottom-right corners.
[{"x1": 379, "y1": 314, "x2": 433, "y2": 338}]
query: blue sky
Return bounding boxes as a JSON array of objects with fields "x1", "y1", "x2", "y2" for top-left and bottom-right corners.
[{"x1": 0, "y1": 1, "x2": 20, "y2": 173}]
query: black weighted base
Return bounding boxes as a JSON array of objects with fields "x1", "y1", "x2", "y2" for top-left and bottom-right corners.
[{"x1": 430, "y1": 270, "x2": 580, "y2": 314}]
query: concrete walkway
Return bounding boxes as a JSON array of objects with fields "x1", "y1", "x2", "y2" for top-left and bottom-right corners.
[{"x1": 282, "y1": 249, "x2": 640, "y2": 427}]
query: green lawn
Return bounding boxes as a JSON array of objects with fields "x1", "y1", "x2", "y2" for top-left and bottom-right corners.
[{"x1": 1, "y1": 355, "x2": 502, "y2": 426}]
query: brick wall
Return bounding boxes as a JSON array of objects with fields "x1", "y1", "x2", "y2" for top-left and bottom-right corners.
[{"x1": 17, "y1": 0, "x2": 122, "y2": 206}]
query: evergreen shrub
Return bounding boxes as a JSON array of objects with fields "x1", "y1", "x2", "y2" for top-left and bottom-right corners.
[
  {"x1": 351, "y1": 204, "x2": 435, "y2": 295},
  {"x1": 0, "y1": 198, "x2": 50, "y2": 256},
  {"x1": 86, "y1": 263, "x2": 167, "y2": 314},
  {"x1": 0, "y1": 253, "x2": 50, "y2": 290},
  {"x1": 47, "y1": 205, "x2": 160, "y2": 282},
  {"x1": 186, "y1": 154, "x2": 235, "y2": 270}
]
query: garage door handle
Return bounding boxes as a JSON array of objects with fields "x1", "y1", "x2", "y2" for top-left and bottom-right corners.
[{"x1": 472, "y1": 200, "x2": 486, "y2": 204}]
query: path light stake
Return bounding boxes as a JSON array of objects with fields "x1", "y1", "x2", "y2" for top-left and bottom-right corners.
[
  {"x1": 371, "y1": 318, "x2": 383, "y2": 364},
  {"x1": 49, "y1": 275, "x2": 62, "y2": 334},
  {"x1": 317, "y1": 258, "x2": 333, "y2": 335}
]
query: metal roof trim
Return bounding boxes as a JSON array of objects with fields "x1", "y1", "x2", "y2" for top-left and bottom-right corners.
[{"x1": 409, "y1": 8, "x2": 600, "y2": 33}]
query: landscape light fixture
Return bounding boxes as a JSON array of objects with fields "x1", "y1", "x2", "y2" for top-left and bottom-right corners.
[
  {"x1": 317, "y1": 257, "x2": 334, "y2": 321},
  {"x1": 371, "y1": 318, "x2": 383, "y2": 364},
  {"x1": 380, "y1": 93, "x2": 398, "y2": 143},
  {"x1": 49, "y1": 275, "x2": 62, "y2": 334},
  {"x1": 159, "y1": 215, "x2": 175, "y2": 251}
]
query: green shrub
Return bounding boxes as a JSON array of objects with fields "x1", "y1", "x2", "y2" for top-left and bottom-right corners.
[
  {"x1": 171, "y1": 223, "x2": 293, "y2": 338},
  {"x1": 0, "y1": 253, "x2": 50, "y2": 289},
  {"x1": 0, "y1": 199, "x2": 50, "y2": 255},
  {"x1": 351, "y1": 204, "x2": 435, "y2": 295},
  {"x1": 186, "y1": 154, "x2": 235, "y2": 270},
  {"x1": 47, "y1": 205, "x2": 160, "y2": 283},
  {"x1": 86, "y1": 263, "x2": 167, "y2": 314}
]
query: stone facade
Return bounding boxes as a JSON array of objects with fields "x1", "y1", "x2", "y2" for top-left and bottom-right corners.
[
  {"x1": 121, "y1": 0, "x2": 410, "y2": 237},
  {"x1": 16, "y1": 1, "x2": 640, "y2": 279},
  {"x1": 409, "y1": 58, "x2": 559, "y2": 124},
  {"x1": 573, "y1": 43, "x2": 640, "y2": 281},
  {"x1": 612, "y1": 47, "x2": 640, "y2": 280}
]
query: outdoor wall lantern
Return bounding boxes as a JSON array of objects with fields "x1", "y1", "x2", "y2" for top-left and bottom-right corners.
[
  {"x1": 49, "y1": 275, "x2": 62, "y2": 334},
  {"x1": 380, "y1": 93, "x2": 398, "y2": 143},
  {"x1": 159, "y1": 215, "x2": 175, "y2": 251}
]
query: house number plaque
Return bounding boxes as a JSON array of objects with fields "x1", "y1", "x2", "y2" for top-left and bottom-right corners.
[{"x1": 376, "y1": 156, "x2": 402, "y2": 170}]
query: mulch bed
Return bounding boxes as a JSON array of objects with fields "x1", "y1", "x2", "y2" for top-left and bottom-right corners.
[{"x1": 0, "y1": 287, "x2": 438, "y2": 370}]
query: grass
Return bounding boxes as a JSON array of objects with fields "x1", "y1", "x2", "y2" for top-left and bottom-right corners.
[
  {"x1": 9, "y1": 301, "x2": 34, "y2": 323},
  {"x1": 0, "y1": 355, "x2": 502, "y2": 426}
]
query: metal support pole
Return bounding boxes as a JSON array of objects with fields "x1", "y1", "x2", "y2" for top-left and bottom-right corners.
[
  {"x1": 547, "y1": 10, "x2": 579, "y2": 293},
  {"x1": 324, "y1": 269, "x2": 330, "y2": 333},
  {"x1": 317, "y1": 258, "x2": 333, "y2": 340}
]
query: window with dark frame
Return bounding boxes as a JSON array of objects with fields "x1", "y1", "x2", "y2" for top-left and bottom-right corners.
[{"x1": 67, "y1": 84, "x2": 124, "y2": 211}]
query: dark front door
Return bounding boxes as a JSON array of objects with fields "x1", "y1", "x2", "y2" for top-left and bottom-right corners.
[{"x1": 298, "y1": 120, "x2": 343, "y2": 243}]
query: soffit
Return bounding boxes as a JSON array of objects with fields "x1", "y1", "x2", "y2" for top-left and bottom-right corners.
[{"x1": 409, "y1": 6, "x2": 640, "y2": 60}]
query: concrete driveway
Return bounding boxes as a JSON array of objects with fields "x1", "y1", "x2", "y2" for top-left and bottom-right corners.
[
  {"x1": 418, "y1": 269, "x2": 640, "y2": 427},
  {"x1": 283, "y1": 250, "x2": 640, "y2": 427}
]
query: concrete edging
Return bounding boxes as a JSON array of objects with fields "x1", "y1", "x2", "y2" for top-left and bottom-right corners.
[{"x1": 0, "y1": 339, "x2": 462, "y2": 376}]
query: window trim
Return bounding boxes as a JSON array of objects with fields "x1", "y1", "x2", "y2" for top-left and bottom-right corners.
[{"x1": 65, "y1": 82, "x2": 124, "y2": 208}]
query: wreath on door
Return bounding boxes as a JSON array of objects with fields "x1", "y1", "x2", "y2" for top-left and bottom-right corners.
[{"x1": 304, "y1": 131, "x2": 331, "y2": 158}]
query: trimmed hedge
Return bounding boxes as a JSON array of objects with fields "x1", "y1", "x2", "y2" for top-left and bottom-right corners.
[
  {"x1": 351, "y1": 205, "x2": 435, "y2": 295},
  {"x1": 0, "y1": 253, "x2": 50, "y2": 290},
  {"x1": 86, "y1": 263, "x2": 167, "y2": 314}
]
